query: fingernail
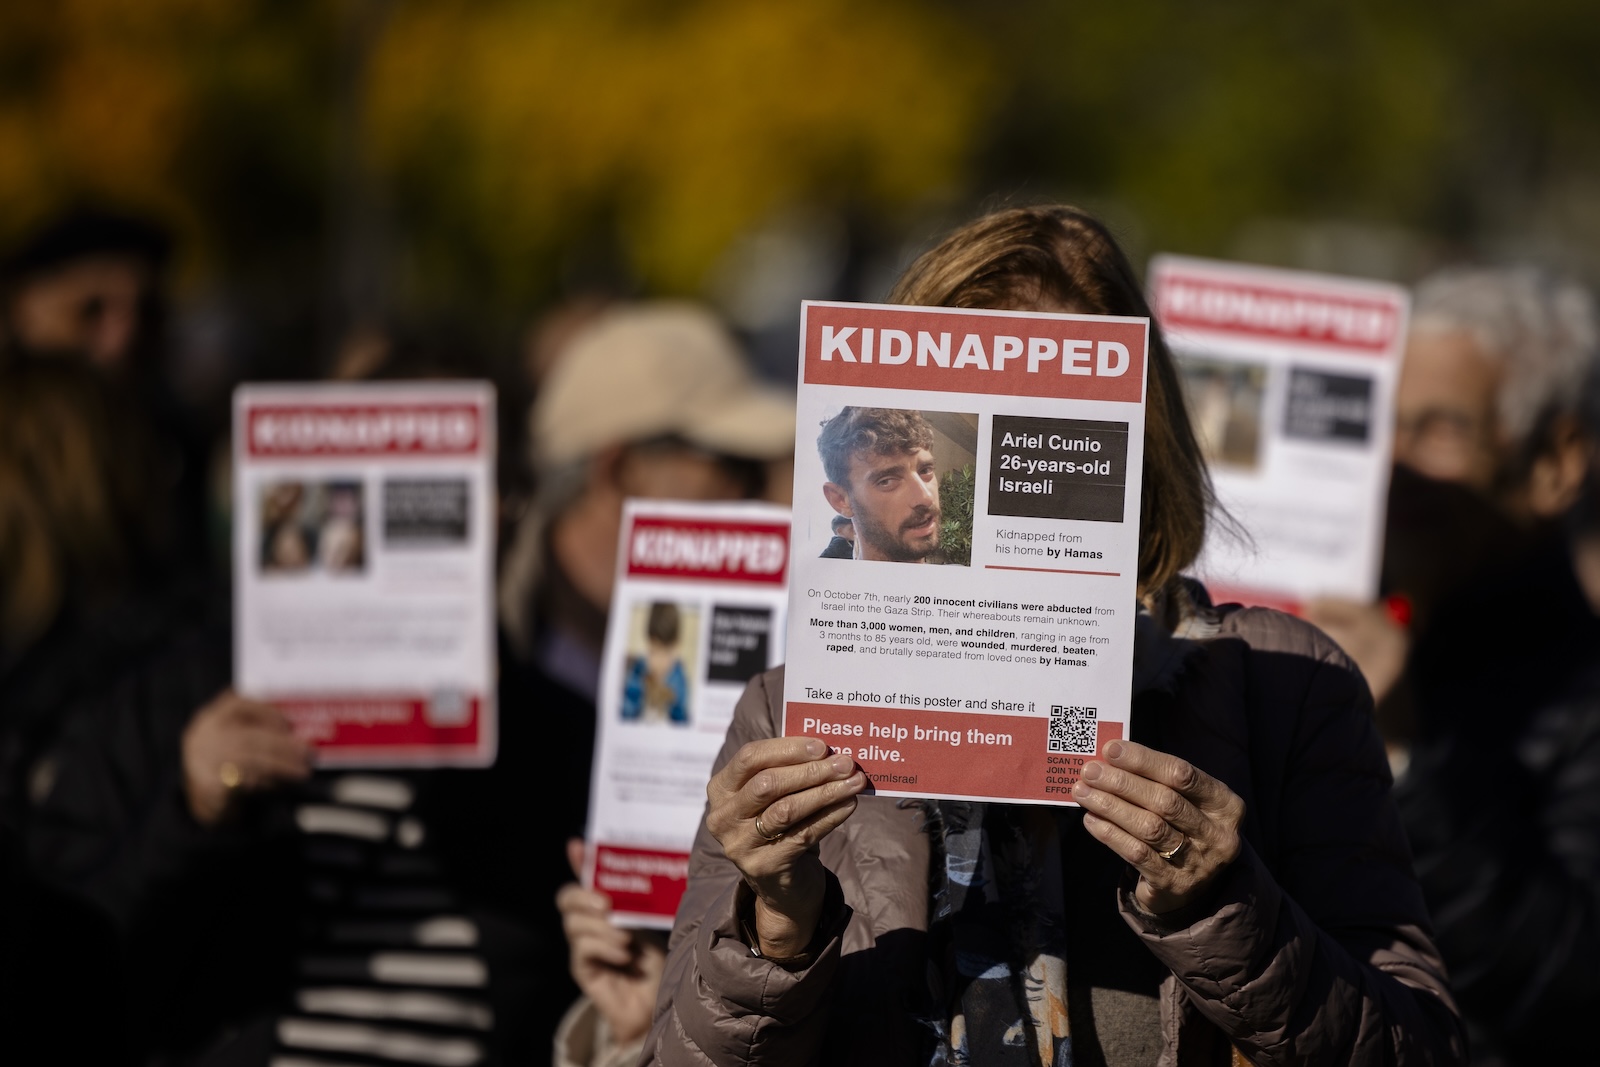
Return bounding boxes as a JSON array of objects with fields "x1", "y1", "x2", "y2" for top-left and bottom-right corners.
[
  {"x1": 1080, "y1": 761, "x2": 1102, "y2": 782},
  {"x1": 1073, "y1": 782, "x2": 1094, "y2": 801},
  {"x1": 806, "y1": 739, "x2": 826, "y2": 758},
  {"x1": 1104, "y1": 741, "x2": 1125, "y2": 760},
  {"x1": 830, "y1": 755, "x2": 855, "y2": 774}
]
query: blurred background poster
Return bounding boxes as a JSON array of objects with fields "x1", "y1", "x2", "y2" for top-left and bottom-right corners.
[
  {"x1": 584, "y1": 499, "x2": 790, "y2": 927},
  {"x1": 1150, "y1": 256, "x2": 1409, "y2": 612},
  {"x1": 234, "y1": 380, "x2": 498, "y2": 765}
]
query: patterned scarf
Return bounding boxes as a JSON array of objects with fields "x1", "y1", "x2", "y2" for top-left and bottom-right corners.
[
  {"x1": 922, "y1": 800, "x2": 1073, "y2": 1067},
  {"x1": 920, "y1": 583, "x2": 1215, "y2": 1067}
]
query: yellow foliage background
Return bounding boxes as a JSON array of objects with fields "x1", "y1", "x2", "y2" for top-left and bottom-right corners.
[{"x1": 3, "y1": 0, "x2": 1599, "y2": 313}]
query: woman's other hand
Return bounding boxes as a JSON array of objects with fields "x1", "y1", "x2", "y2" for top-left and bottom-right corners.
[
  {"x1": 181, "y1": 689, "x2": 312, "y2": 827},
  {"x1": 556, "y1": 839, "x2": 664, "y2": 1045},
  {"x1": 1073, "y1": 739, "x2": 1244, "y2": 916},
  {"x1": 704, "y1": 737, "x2": 864, "y2": 958},
  {"x1": 1304, "y1": 596, "x2": 1410, "y2": 705}
]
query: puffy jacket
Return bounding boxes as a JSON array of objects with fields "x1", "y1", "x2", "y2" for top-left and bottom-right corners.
[{"x1": 646, "y1": 603, "x2": 1466, "y2": 1067}]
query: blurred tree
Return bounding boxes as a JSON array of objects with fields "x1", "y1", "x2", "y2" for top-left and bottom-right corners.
[
  {"x1": 979, "y1": 0, "x2": 1600, "y2": 275},
  {"x1": 366, "y1": 0, "x2": 992, "y2": 308},
  {"x1": 0, "y1": 0, "x2": 993, "y2": 330},
  {"x1": 0, "y1": 1, "x2": 339, "y2": 287},
  {"x1": 3, "y1": 0, "x2": 1600, "y2": 339}
]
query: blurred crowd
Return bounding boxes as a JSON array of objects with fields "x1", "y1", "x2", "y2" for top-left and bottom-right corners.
[{"x1": 0, "y1": 201, "x2": 1597, "y2": 1067}]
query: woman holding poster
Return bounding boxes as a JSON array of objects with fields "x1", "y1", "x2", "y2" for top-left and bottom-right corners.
[{"x1": 644, "y1": 208, "x2": 1465, "y2": 1067}]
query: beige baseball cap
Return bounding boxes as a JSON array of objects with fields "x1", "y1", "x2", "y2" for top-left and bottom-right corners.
[{"x1": 532, "y1": 301, "x2": 795, "y2": 467}]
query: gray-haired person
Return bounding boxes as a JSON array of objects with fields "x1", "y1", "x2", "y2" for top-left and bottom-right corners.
[
  {"x1": 1394, "y1": 266, "x2": 1598, "y2": 504},
  {"x1": 1311, "y1": 266, "x2": 1600, "y2": 704},
  {"x1": 1312, "y1": 266, "x2": 1600, "y2": 1065}
]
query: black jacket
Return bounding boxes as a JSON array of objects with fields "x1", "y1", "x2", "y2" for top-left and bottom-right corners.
[
  {"x1": 23, "y1": 626, "x2": 596, "y2": 1064},
  {"x1": 1397, "y1": 538, "x2": 1600, "y2": 1066}
]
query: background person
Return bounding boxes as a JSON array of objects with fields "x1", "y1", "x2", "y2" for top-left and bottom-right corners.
[
  {"x1": 499, "y1": 301, "x2": 796, "y2": 700},
  {"x1": 0, "y1": 207, "x2": 169, "y2": 372},
  {"x1": 0, "y1": 360, "x2": 187, "y2": 825},
  {"x1": 643, "y1": 205, "x2": 1465, "y2": 1067},
  {"x1": 820, "y1": 512, "x2": 856, "y2": 559},
  {"x1": 1, "y1": 208, "x2": 217, "y2": 571},
  {"x1": 1307, "y1": 266, "x2": 1599, "y2": 711},
  {"x1": 1392, "y1": 267, "x2": 1594, "y2": 502},
  {"x1": 1307, "y1": 268, "x2": 1600, "y2": 1066},
  {"x1": 17, "y1": 325, "x2": 608, "y2": 1064},
  {"x1": 553, "y1": 838, "x2": 665, "y2": 1067},
  {"x1": 495, "y1": 299, "x2": 795, "y2": 923},
  {"x1": 0, "y1": 359, "x2": 178, "y2": 1065},
  {"x1": 529, "y1": 305, "x2": 795, "y2": 1062}
]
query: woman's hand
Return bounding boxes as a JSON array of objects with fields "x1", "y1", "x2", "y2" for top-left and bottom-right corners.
[
  {"x1": 556, "y1": 839, "x2": 664, "y2": 1045},
  {"x1": 704, "y1": 737, "x2": 865, "y2": 958},
  {"x1": 1072, "y1": 739, "x2": 1244, "y2": 916},
  {"x1": 1304, "y1": 596, "x2": 1410, "y2": 704},
  {"x1": 182, "y1": 690, "x2": 312, "y2": 827}
]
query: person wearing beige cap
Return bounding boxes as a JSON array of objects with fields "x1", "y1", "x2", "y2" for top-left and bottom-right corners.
[
  {"x1": 491, "y1": 302, "x2": 793, "y2": 1063},
  {"x1": 500, "y1": 300, "x2": 795, "y2": 694}
]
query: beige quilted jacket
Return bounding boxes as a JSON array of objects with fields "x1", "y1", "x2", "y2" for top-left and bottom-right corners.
[{"x1": 643, "y1": 605, "x2": 1466, "y2": 1067}]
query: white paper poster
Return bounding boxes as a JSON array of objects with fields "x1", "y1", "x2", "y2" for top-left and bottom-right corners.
[
  {"x1": 782, "y1": 301, "x2": 1148, "y2": 806},
  {"x1": 234, "y1": 381, "x2": 497, "y2": 766},
  {"x1": 1149, "y1": 256, "x2": 1409, "y2": 612},
  {"x1": 584, "y1": 500, "x2": 790, "y2": 927}
]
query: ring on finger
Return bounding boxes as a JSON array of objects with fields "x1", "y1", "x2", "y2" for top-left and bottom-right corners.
[
  {"x1": 753, "y1": 813, "x2": 783, "y2": 843},
  {"x1": 219, "y1": 761, "x2": 243, "y2": 790},
  {"x1": 1157, "y1": 835, "x2": 1188, "y2": 864}
]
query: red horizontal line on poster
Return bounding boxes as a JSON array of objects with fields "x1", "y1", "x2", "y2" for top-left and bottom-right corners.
[
  {"x1": 626, "y1": 517, "x2": 789, "y2": 585},
  {"x1": 802, "y1": 303, "x2": 1147, "y2": 403},
  {"x1": 246, "y1": 404, "x2": 484, "y2": 456},
  {"x1": 984, "y1": 565, "x2": 1123, "y2": 576},
  {"x1": 1154, "y1": 273, "x2": 1402, "y2": 353}
]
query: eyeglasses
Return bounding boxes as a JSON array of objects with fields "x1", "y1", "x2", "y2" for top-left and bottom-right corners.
[{"x1": 1392, "y1": 407, "x2": 1496, "y2": 476}]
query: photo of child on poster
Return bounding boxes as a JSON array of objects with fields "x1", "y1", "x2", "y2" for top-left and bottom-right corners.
[
  {"x1": 619, "y1": 600, "x2": 698, "y2": 725},
  {"x1": 1178, "y1": 356, "x2": 1266, "y2": 471},
  {"x1": 258, "y1": 479, "x2": 366, "y2": 574},
  {"x1": 815, "y1": 406, "x2": 977, "y2": 565}
]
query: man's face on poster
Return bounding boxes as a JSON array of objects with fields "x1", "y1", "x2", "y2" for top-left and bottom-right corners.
[{"x1": 824, "y1": 446, "x2": 941, "y2": 562}]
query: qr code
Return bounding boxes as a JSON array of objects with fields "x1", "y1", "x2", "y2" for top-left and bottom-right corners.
[{"x1": 1048, "y1": 704, "x2": 1098, "y2": 753}]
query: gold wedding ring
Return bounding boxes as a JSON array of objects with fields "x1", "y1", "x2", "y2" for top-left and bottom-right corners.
[
  {"x1": 1157, "y1": 836, "x2": 1188, "y2": 864},
  {"x1": 218, "y1": 761, "x2": 243, "y2": 790},
  {"x1": 754, "y1": 814, "x2": 783, "y2": 843}
]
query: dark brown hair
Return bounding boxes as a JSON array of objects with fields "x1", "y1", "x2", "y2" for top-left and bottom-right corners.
[
  {"x1": 0, "y1": 361, "x2": 162, "y2": 645},
  {"x1": 646, "y1": 601, "x2": 681, "y2": 646},
  {"x1": 888, "y1": 205, "x2": 1211, "y2": 594},
  {"x1": 816, "y1": 407, "x2": 936, "y2": 486}
]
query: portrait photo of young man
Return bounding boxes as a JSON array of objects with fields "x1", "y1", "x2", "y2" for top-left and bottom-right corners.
[{"x1": 815, "y1": 406, "x2": 975, "y2": 565}]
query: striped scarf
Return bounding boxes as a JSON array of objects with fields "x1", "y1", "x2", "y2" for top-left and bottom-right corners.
[
  {"x1": 921, "y1": 582, "x2": 1216, "y2": 1067},
  {"x1": 923, "y1": 800, "x2": 1072, "y2": 1067}
]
